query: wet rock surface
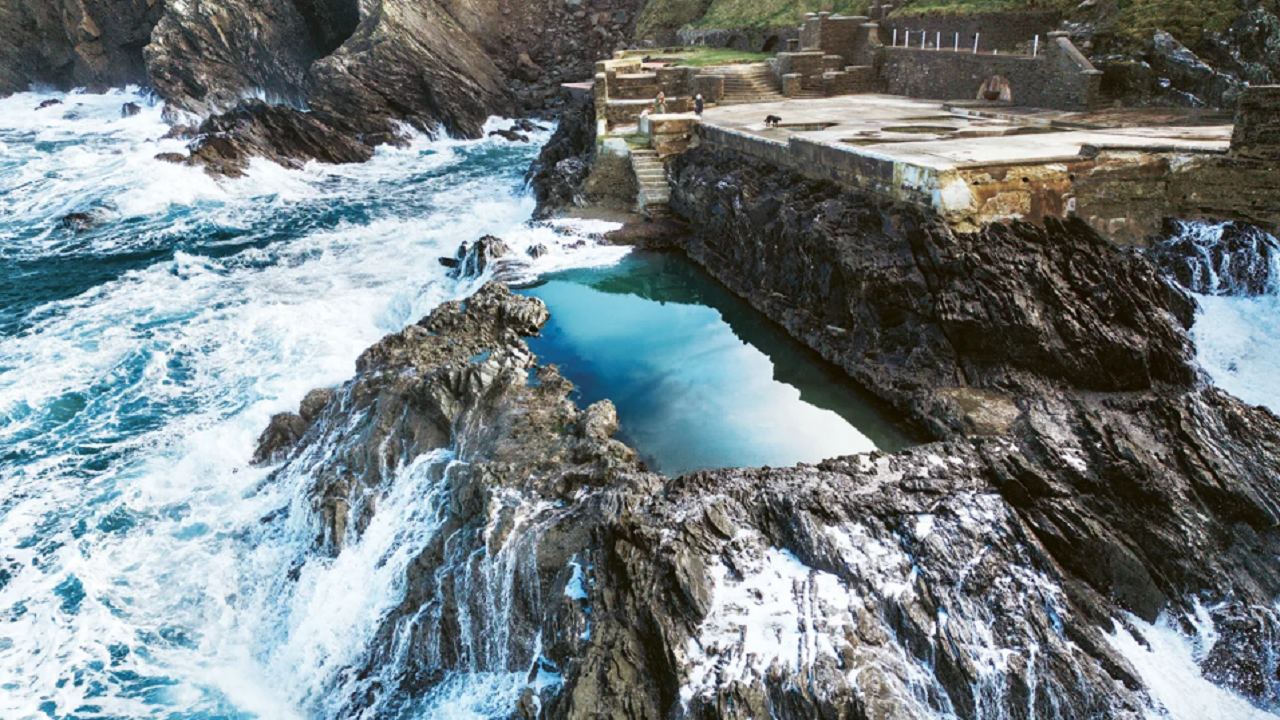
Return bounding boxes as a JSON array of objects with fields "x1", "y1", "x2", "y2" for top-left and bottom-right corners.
[
  {"x1": 527, "y1": 91, "x2": 597, "y2": 218},
  {"x1": 258, "y1": 196, "x2": 1280, "y2": 716},
  {"x1": 668, "y1": 146, "x2": 1198, "y2": 435},
  {"x1": 1149, "y1": 219, "x2": 1280, "y2": 296}
]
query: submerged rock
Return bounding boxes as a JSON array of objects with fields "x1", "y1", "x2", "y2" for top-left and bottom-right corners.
[
  {"x1": 58, "y1": 212, "x2": 97, "y2": 233},
  {"x1": 120, "y1": 102, "x2": 141, "y2": 118},
  {"x1": 35, "y1": 98, "x2": 61, "y2": 110}
]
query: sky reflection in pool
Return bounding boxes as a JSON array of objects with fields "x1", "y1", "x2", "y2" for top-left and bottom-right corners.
[{"x1": 520, "y1": 251, "x2": 913, "y2": 476}]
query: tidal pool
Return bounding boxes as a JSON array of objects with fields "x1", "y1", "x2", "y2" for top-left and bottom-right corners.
[{"x1": 520, "y1": 251, "x2": 913, "y2": 477}]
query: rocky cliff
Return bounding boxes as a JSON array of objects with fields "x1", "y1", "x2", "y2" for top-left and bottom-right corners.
[
  {"x1": 2, "y1": 0, "x2": 644, "y2": 171},
  {"x1": 256, "y1": 169, "x2": 1280, "y2": 717},
  {"x1": 0, "y1": 0, "x2": 164, "y2": 95}
]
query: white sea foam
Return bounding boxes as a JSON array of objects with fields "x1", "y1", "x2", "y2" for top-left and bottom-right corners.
[
  {"x1": 0, "y1": 88, "x2": 628, "y2": 718},
  {"x1": 1193, "y1": 294, "x2": 1280, "y2": 412},
  {"x1": 1108, "y1": 609, "x2": 1279, "y2": 720}
]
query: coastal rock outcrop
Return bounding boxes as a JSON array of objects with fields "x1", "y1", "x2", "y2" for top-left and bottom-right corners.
[
  {"x1": 527, "y1": 90, "x2": 596, "y2": 218},
  {"x1": 667, "y1": 146, "x2": 1198, "y2": 435},
  {"x1": 257, "y1": 206, "x2": 1280, "y2": 716}
]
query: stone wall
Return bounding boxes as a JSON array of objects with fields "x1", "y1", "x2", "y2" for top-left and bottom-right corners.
[
  {"x1": 695, "y1": 119, "x2": 1280, "y2": 244},
  {"x1": 824, "y1": 66, "x2": 879, "y2": 95},
  {"x1": 777, "y1": 51, "x2": 827, "y2": 93},
  {"x1": 879, "y1": 32, "x2": 1101, "y2": 110},
  {"x1": 880, "y1": 11, "x2": 1062, "y2": 53},
  {"x1": 798, "y1": 13, "x2": 882, "y2": 66},
  {"x1": 693, "y1": 74, "x2": 724, "y2": 103}
]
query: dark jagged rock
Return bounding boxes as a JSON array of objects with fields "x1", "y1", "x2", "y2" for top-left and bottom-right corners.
[
  {"x1": 527, "y1": 91, "x2": 596, "y2": 218},
  {"x1": 1148, "y1": 219, "x2": 1280, "y2": 296},
  {"x1": 180, "y1": 100, "x2": 374, "y2": 178},
  {"x1": 489, "y1": 128, "x2": 530, "y2": 143},
  {"x1": 3, "y1": 0, "x2": 645, "y2": 171},
  {"x1": 120, "y1": 101, "x2": 140, "y2": 117},
  {"x1": 1148, "y1": 31, "x2": 1243, "y2": 108},
  {"x1": 0, "y1": 0, "x2": 164, "y2": 95},
  {"x1": 666, "y1": 146, "x2": 1198, "y2": 436},
  {"x1": 251, "y1": 388, "x2": 335, "y2": 465},
  {"x1": 446, "y1": 235, "x2": 525, "y2": 281},
  {"x1": 36, "y1": 98, "x2": 62, "y2": 110},
  {"x1": 258, "y1": 194, "x2": 1280, "y2": 716},
  {"x1": 252, "y1": 413, "x2": 310, "y2": 465}
]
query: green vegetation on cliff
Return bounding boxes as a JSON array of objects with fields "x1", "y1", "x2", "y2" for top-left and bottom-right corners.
[
  {"x1": 891, "y1": 0, "x2": 1245, "y2": 44},
  {"x1": 637, "y1": 0, "x2": 869, "y2": 36},
  {"x1": 637, "y1": 0, "x2": 1254, "y2": 48}
]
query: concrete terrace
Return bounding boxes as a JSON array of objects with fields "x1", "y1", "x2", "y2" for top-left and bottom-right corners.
[{"x1": 692, "y1": 94, "x2": 1243, "y2": 242}]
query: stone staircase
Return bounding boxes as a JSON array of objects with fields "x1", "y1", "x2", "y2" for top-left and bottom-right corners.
[
  {"x1": 709, "y1": 64, "x2": 784, "y2": 105},
  {"x1": 631, "y1": 149, "x2": 669, "y2": 207}
]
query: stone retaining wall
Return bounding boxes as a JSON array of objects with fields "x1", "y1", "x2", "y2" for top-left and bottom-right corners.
[
  {"x1": 879, "y1": 33, "x2": 1100, "y2": 110},
  {"x1": 880, "y1": 11, "x2": 1062, "y2": 53},
  {"x1": 695, "y1": 119, "x2": 1280, "y2": 244}
]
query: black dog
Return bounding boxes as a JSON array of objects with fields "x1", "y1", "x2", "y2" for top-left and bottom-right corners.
[{"x1": 764, "y1": 115, "x2": 782, "y2": 128}]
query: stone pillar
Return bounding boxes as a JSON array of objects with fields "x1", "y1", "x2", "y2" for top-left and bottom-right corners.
[
  {"x1": 782, "y1": 74, "x2": 804, "y2": 97},
  {"x1": 694, "y1": 75, "x2": 725, "y2": 104},
  {"x1": 1231, "y1": 86, "x2": 1280, "y2": 160},
  {"x1": 855, "y1": 23, "x2": 883, "y2": 66}
]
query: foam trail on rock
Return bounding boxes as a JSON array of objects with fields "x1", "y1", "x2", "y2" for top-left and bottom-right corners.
[{"x1": 1108, "y1": 609, "x2": 1280, "y2": 720}]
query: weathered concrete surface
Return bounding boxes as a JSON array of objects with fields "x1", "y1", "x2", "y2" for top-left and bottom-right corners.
[{"x1": 693, "y1": 94, "x2": 1280, "y2": 243}]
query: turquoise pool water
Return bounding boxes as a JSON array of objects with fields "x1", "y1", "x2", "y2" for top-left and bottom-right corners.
[{"x1": 520, "y1": 251, "x2": 913, "y2": 477}]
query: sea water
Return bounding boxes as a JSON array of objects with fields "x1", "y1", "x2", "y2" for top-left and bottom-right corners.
[
  {"x1": 0, "y1": 87, "x2": 910, "y2": 718},
  {"x1": 0, "y1": 87, "x2": 630, "y2": 718}
]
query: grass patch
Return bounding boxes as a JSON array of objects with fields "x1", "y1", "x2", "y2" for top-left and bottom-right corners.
[
  {"x1": 671, "y1": 48, "x2": 773, "y2": 66},
  {"x1": 891, "y1": 0, "x2": 1060, "y2": 17},
  {"x1": 616, "y1": 46, "x2": 772, "y2": 66},
  {"x1": 1110, "y1": 0, "x2": 1242, "y2": 41},
  {"x1": 890, "y1": 0, "x2": 1244, "y2": 46},
  {"x1": 637, "y1": 0, "x2": 717, "y2": 36},
  {"x1": 692, "y1": 0, "x2": 871, "y2": 28},
  {"x1": 639, "y1": 0, "x2": 871, "y2": 35}
]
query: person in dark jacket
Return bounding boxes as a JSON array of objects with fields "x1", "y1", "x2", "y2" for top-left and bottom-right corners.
[{"x1": 694, "y1": 93, "x2": 705, "y2": 116}]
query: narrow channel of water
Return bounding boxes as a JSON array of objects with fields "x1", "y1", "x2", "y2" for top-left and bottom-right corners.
[{"x1": 520, "y1": 250, "x2": 913, "y2": 477}]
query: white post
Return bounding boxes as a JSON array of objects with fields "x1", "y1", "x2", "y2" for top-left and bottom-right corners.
[
  {"x1": 893, "y1": 28, "x2": 898, "y2": 46},
  {"x1": 973, "y1": 33, "x2": 980, "y2": 54},
  {"x1": 954, "y1": 33, "x2": 959, "y2": 52},
  {"x1": 921, "y1": 30, "x2": 926, "y2": 49},
  {"x1": 936, "y1": 31, "x2": 941, "y2": 50},
  {"x1": 1033, "y1": 35, "x2": 1039, "y2": 57}
]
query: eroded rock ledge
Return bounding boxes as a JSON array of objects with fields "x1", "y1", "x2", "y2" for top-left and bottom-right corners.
[{"x1": 257, "y1": 197, "x2": 1280, "y2": 719}]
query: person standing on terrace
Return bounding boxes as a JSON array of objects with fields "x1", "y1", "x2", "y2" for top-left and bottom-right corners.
[{"x1": 654, "y1": 91, "x2": 667, "y2": 115}]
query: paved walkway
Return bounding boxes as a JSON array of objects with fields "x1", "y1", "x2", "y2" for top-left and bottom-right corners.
[{"x1": 699, "y1": 95, "x2": 1233, "y2": 170}]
